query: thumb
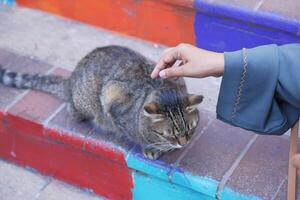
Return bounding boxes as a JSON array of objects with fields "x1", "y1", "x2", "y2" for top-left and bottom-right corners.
[{"x1": 159, "y1": 65, "x2": 187, "y2": 79}]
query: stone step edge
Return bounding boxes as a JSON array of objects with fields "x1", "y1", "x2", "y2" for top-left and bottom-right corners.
[
  {"x1": 0, "y1": 106, "x2": 260, "y2": 200},
  {"x1": 194, "y1": 1, "x2": 299, "y2": 36},
  {"x1": 126, "y1": 148, "x2": 260, "y2": 200},
  {"x1": 0, "y1": 80, "x2": 133, "y2": 199},
  {"x1": 14, "y1": 0, "x2": 300, "y2": 53},
  {"x1": 0, "y1": 83, "x2": 261, "y2": 200},
  {"x1": 16, "y1": 0, "x2": 297, "y2": 36}
]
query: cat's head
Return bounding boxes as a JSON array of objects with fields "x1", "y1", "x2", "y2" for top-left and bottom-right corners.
[{"x1": 141, "y1": 89, "x2": 203, "y2": 151}]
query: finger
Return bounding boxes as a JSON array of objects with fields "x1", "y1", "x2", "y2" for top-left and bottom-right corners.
[
  {"x1": 159, "y1": 64, "x2": 189, "y2": 79},
  {"x1": 159, "y1": 48, "x2": 182, "y2": 66},
  {"x1": 151, "y1": 48, "x2": 181, "y2": 78},
  {"x1": 165, "y1": 61, "x2": 183, "y2": 80},
  {"x1": 151, "y1": 61, "x2": 175, "y2": 79},
  {"x1": 150, "y1": 48, "x2": 174, "y2": 79}
]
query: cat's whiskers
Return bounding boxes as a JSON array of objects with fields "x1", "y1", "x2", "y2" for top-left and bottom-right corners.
[
  {"x1": 152, "y1": 131, "x2": 168, "y2": 142},
  {"x1": 146, "y1": 142, "x2": 169, "y2": 148},
  {"x1": 147, "y1": 142, "x2": 171, "y2": 148},
  {"x1": 158, "y1": 145, "x2": 174, "y2": 152}
]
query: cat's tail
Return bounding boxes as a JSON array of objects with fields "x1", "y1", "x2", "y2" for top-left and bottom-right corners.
[{"x1": 0, "y1": 65, "x2": 69, "y2": 100}]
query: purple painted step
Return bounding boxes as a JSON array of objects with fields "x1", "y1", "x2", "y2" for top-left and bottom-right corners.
[{"x1": 194, "y1": 0, "x2": 300, "y2": 52}]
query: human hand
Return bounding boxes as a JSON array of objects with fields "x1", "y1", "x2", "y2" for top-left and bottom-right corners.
[{"x1": 151, "y1": 43, "x2": 225, "y2": 79}]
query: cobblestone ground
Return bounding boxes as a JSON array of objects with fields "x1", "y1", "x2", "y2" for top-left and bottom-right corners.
[{"x1": 0, "y1": 159, "x2": 103, "y2": 200}]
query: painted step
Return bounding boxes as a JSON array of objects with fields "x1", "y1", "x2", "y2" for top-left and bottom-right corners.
[
  {"x1": 14, "y1": 0, "x2": 300, "y2": 52},
  {"x1": 0, "y1": 47, "x2": 298, "y2": 200}
]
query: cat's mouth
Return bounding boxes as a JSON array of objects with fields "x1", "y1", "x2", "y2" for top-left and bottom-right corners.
[
  {"x1": 171, "y1": 137, "x2": 189, "y2": 149},
  {"x1": 177, "y1": 136, "x2": 188, "y2": 146},
  {"x1": 149, "y1": 129, "x2": 189, "y2": 150}
]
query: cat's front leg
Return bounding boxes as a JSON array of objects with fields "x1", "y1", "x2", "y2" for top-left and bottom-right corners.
[
  {"x1": 67, "y1": 103, "x2": 87, "y2": 122},
  {"x1": 142, "y1": 148, "x2": 163, "y2": 160}
]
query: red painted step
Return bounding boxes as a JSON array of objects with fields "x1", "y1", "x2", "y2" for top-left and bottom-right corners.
[
  {"x1": 0, "y1": 49, "x2": 133, "y2": 200},
  {"x1": 16, "y1": 0, "x2": 196, "y2": 46}
]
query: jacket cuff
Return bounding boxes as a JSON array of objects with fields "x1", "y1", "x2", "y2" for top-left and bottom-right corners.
[
  {"x1": 216, "y1": 44, "x2": 290, "y2": 135},
  {"x1": 216, "y1": 49, "x2": 244, "y2": 121}
]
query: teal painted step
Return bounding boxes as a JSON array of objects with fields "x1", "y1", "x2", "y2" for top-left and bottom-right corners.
[
  {"x1": 132, "y1": 172, "x2": 214, "y2": 200},
  {"x1": 126, "y1": 149, "x2": 260, "y2": 200}
]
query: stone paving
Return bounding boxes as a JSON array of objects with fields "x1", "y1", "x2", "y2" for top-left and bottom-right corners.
[{"x1": 0, "y1": 159, "x2": 102, "y2": 200}]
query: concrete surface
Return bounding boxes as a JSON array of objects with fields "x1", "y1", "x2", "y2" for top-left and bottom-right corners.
[{"x1": 0, "y1": 159, "x2": 103, "y2": 200}]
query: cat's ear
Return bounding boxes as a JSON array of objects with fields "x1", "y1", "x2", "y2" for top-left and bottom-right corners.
[
  {"x1": 143, "y1": 103, "x2": 164, "y2": 122},
  {"x1": 185, "y1": 94, "x2": 203, "y2": 113}
]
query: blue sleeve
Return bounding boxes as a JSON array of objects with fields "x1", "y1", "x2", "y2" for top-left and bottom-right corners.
[{"x1": 217, "y1": 44, "x2": 300, "y2": 135}]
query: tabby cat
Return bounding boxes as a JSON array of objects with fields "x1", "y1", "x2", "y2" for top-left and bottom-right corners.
[{"x1": 0, "y1": 46, "x2": 203, "y2": 159}]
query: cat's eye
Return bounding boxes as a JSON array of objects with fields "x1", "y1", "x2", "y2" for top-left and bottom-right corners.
[
  {"x1": 186, "y1": 106, "x2": 197, "y2": 113},
  {"x1": 189, "y1": 120, "x2": 197, "y2": 129}
]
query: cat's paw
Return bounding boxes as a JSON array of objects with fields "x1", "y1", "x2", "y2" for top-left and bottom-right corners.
[{"x1": 142, "y1": 149, "x2": 162, "y2": 160}]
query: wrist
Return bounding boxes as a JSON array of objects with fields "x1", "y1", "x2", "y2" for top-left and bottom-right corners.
[{"x1": 211, "y1": 52, "x2": 224, "y2": 77}]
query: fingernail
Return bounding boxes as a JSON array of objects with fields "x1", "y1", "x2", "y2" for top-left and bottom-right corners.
[{"x1": 159, "y1": 70, "x2": 166, "y2": 79}]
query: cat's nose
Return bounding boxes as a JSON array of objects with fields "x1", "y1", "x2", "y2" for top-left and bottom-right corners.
[{"x1": 178, "y1": 136, "x2": 188, "y2": 146}]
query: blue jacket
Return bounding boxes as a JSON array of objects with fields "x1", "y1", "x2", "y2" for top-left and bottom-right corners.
[{"x1": 217, "y1": 44, "x2": 300, "y2": 135}]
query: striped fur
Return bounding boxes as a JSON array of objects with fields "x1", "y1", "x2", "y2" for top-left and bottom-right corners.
[
  {"x1": 157, "y1": 89, "x2": 188, "y2": 135},
  {"x1": 0, "y1": 65, "x2": 67, "y2": 100}
]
